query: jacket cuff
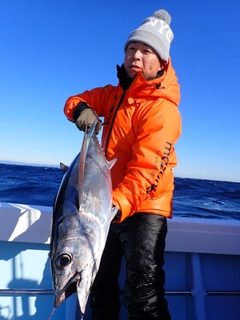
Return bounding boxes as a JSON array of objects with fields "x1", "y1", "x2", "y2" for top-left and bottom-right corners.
[
  {"x1": 112, "y1": 190, "x2": 132, "y2": 223},
  {"x1": 72, "y1": 102, "x2": 90, "y2": 121}
]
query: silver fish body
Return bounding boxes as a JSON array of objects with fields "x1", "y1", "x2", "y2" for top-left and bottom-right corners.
[{"x1": 49, "y1": 121, "x2": 117, "y2": 316}]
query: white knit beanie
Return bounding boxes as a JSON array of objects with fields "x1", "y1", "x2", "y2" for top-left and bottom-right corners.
[{"x1": 124, "y1": 9, "x2": 174, "y2": 62}]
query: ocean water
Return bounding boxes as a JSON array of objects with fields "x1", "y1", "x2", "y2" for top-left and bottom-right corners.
[{"x1": 0, "y1": 163, "x2": 240, "y2": 221}]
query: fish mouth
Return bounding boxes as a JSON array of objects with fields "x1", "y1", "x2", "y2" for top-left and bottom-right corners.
[{"x1": 54, "y1": 273, "x2": 81, "y2": 308}]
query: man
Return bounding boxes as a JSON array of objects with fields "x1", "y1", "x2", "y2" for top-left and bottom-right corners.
[{"x1": 64, "y1": 9, "x2": 181, "y2": 320}]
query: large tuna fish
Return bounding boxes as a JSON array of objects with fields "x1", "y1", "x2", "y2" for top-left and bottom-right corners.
[{"x1": 49, "y1": 120, "x2": 117, "y2": 317}]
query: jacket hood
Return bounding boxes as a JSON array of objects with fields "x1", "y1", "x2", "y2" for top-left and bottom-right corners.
[{"x1": 123, "y1": 58, "x2": 180, "y2": 107}]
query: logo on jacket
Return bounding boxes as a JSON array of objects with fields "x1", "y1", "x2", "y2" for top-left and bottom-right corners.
[{"x1": 146, "y1": 141, "x2": 172, "y2": 196}]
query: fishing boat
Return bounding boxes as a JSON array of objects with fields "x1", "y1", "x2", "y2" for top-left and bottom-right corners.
[{"x1": 0, "y1": 202, "x2": 239, "y2": 320}]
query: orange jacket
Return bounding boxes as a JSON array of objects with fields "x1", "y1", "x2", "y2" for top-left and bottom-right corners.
[{"x1": 64, "y1": 60, "x2": 181, "y2": 222}]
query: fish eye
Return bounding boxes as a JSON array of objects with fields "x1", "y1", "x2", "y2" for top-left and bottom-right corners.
[{"x1": 55, "y1": 254, "x2": 72, "y2": 269}]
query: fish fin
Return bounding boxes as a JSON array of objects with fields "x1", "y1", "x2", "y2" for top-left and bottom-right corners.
[
  {"x1": 107, "y1": 157, "x2": 118, "y2": 169},
  {"x1": 60, "y1": 162, "x2": 68, "y2": 174},
  {"x1": 111, "y1": 205, "x2": 119, "y2": 220},
  {"x1": 76, "y1": 268, "x2": 93, "y2": 316}
]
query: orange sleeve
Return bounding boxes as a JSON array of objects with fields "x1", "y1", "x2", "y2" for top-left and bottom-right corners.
[{"x1": 63, "y1": 85, "x2": 114, "y2": 121}]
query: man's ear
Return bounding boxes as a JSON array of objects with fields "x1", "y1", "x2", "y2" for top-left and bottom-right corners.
[{"x1": 160, "y1": 60, "x2": 167, "y2": 70}]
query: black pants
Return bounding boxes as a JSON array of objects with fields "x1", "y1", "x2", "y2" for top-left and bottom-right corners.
[{"x1": 90, "y1": 213, "x2": 171, "y2": 320}]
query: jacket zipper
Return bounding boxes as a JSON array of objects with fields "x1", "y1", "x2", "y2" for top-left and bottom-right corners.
[{"x1": 105, "y1": 90, "x2": 126, "y2": 157}]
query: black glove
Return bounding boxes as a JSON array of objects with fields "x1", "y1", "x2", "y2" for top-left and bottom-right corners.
[{"x1": 73, "y1": 102, "x2": 102, "y2": 134}]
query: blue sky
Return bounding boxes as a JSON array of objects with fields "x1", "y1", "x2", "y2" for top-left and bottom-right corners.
[{"x1": 0, "y1": 0, "x2": 239, "y2": 182}]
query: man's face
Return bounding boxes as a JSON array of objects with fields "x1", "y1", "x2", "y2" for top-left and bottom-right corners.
[{"x1": 124, "y1": 42, "x2": 162, "y2": 79}]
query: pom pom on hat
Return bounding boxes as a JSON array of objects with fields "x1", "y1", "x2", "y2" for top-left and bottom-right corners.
[
  {"x1": 152, "y1": 9, "x2": 171, "y2": 25},
  {"x1": 124, "y1": 9, "x2": 174, "y2": 62}
]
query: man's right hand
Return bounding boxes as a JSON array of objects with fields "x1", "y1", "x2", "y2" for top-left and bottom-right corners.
[{"x1": 73, "y1": 103, "x2": 102, "y2": 134}]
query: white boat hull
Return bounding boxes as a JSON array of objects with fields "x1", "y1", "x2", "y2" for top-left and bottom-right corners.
[{"x1": 0, "y1": 203, "x2": 239, "y2": 320}]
